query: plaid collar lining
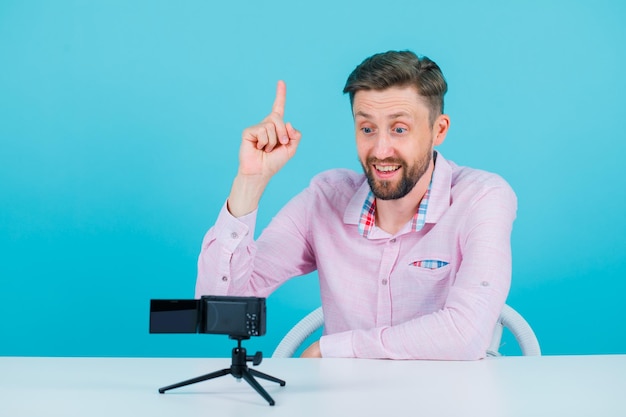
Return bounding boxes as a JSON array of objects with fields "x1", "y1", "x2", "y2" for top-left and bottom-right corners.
[{"x1": 358, "y1": 177, "x2": 433, "y2": 238}]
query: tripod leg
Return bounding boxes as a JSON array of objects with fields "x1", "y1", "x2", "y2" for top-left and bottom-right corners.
[
  {"x1": 240, "y1": 369, "x2": 276, "y2": 406},
  {"x1": 249, "y1": 368, "x2": 286, "y2": 386},
  {"x1": 158, "y1": 368, "x2": 231, "y2": 393}
]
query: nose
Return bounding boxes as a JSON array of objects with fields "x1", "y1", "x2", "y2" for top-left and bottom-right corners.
[{"x1": 372, "y1": 132, "x2": 394, "y2": 159}]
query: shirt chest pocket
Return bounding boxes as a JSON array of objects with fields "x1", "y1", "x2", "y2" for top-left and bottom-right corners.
[{"x1": 391, "y1": 258, "x2": 453, "y2": 320}]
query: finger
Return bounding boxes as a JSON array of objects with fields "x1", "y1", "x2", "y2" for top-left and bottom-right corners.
[
  {"x1": 271, "y1": 80, "x2": 287, "y2": 119},
  {"x1": 263, "y1": 123, "x2": 279, "y2": 152},
  {"x1": 286, "y1": 122, "x2": 302, "y2": 142},
  {"x1": 254, "y1": 127, "x2": 269, "y2": 150},
  {"x1": 269, "y1": 113, "x2": 289, "y2": 145},
  {"x1": 242, "y1": 126, "x2": 263, "y2": 147},
  {"x1": 284, "y1": 122, "x2": 302, "y2": 158}
]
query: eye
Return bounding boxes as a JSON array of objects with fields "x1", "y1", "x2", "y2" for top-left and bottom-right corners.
[
  {"x1": 393, "y1": 127, "x2": 407, "y2": 134},
  {"x1": 361, "y1": 126, "x2": 374, "y2": 134}
]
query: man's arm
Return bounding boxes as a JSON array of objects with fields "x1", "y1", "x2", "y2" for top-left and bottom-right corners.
[
  {"x1": 195, "y1": 81, "x2": 302, "y2": 298},
  {"x1": 195, "y1": 191, "x2": 318, "y2": 298}
]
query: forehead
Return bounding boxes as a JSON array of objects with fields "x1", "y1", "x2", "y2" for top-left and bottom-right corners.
[{"x1": 352, "y1": 85, "x2": 429, "y2": 117}]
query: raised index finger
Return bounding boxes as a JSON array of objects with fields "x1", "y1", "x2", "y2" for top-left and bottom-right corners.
[{"x1": 271, "y1": 80, "x2": 287, "y2": 118}]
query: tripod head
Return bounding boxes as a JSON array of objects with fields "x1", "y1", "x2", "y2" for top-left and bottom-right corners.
[{"x1": 229, "y1": 336, "x2": 263, "y2": 367}]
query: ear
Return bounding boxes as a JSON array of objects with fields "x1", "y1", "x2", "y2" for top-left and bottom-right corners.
[{"x1": 433, "y1": 114, "x2": 450, "y2": 146}]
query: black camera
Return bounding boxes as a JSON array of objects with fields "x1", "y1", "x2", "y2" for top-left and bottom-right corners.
[
  {"x1": 150, "y1": 295, "x2": 284, "y2": 405},
  {"x1": 149, "y1": 295, "x2": 266, "y2": 338}
]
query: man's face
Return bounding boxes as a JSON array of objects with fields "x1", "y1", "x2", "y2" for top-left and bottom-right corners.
[{"x1": 353, "y1": 86, "x2": 444, "y2": 200}]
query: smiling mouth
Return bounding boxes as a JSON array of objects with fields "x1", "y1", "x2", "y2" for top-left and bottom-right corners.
[{"x1": 374, "y1": 165, "x2": 400, "y2": 173}]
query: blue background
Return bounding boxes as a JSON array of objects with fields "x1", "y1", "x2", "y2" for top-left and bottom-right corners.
[{"x1": 1, "y1": 0, "x2": 624, "y2": 358}]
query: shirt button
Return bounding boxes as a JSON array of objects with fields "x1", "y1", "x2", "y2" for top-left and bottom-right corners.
[
  {"x1": 381, "y1": 279, "x2": 388, "y2": 285},
  {"x1": 389, "y1": 238, "x2": 396, "y2": 243},
  {"x1": 222, "y1": 276, "x2": 228, "y2": 282},
  {"x1": 230, "y1": 232, "x2": 239, "y2": 239},
  {"x1": 481, "y1": 281, "x2": 489, "y2": 287}
]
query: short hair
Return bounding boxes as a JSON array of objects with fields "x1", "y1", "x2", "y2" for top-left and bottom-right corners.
[{"x1": 343, "y1": 50, "x2": 448, "y2": 125}]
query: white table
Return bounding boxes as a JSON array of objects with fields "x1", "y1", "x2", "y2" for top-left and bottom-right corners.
[{"x1": 1, "y1": 355, "x2": 624, "y2": 416}]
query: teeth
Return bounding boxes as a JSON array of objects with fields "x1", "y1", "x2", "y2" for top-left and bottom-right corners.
[{"x1": 376, "y1": 165, "x2": 399, "y2": 172}]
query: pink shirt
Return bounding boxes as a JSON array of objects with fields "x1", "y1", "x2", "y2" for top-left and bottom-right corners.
[{"x1": 196, "y1": 153, "x2": 517, "y2": 360}]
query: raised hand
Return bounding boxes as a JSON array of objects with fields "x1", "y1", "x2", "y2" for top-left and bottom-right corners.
[
  {"x1": 238, "y1": 80, "x2": 302, "y2": 178},
  {"x1": 227, "y1": 81, "x2": 302, "y2": 217}
]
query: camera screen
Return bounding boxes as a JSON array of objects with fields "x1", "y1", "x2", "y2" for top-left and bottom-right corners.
[
  {"x1": 203, "y1": 300, "x2": 248, "y2": 335},
  {"x1": 150, "y1": 300, "x2": 199, "y2": 333}
]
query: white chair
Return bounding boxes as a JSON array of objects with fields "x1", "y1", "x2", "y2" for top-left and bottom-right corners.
[
  {"x1": 272, "y1": 304, "x2": 541, "y2": 358},
  {"x1": 486, "y1": 304, "x2": 541, "y2": 357}
]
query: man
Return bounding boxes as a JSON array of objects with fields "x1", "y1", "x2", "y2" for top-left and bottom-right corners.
[{"x1": 196, "y1": 50, "x2": 517, "y2": 360}]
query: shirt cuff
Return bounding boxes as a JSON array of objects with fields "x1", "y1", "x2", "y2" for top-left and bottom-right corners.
[
  {"x1": 319, "y1": 331, "x2": 355, "y2": 358},
  {"x1": 214, "y1": 201, "x2": 257, "y2": 253}
]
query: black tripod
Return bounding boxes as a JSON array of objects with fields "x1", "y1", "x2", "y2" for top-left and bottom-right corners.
[{"x1": 158, "y1": 337, "x2": 286, "y2": 406}]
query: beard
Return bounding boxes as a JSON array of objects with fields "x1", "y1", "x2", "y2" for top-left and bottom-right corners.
[{"x1": 361, "y1": 150, "x2": 433, "y2": 200}]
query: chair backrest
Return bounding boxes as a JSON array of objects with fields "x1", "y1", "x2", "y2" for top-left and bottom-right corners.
[
  {"x1": 487, "y1": 304, "x2": 541, "y2": 357},
  {"x1": 271, "y1": 304, "x2": 541, "y2": 358}
]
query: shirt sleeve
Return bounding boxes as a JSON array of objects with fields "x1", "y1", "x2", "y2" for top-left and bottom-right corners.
[
  {"x1": 195, "y1": 189, "x2": 318, "y2": 299},
  {"x1": 195, "y1": 202, "x2": 258, "y2": 298},
  {"x1": 319, "y1": 182, "x2": 517, "y2": 360}
]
